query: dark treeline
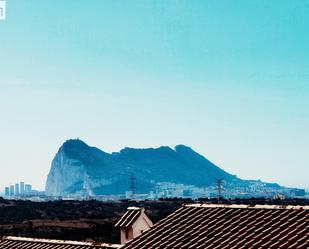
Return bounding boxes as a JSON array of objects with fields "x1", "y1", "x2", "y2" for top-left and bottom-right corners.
[{"x1": 0, "y1": 197, "x2": 308, "y2": 243}]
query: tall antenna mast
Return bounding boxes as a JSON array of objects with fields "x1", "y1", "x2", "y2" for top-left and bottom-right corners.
[
  {"x1": 129, "y1": 174, "x2": 136, "y2": 199},
  {"x1": 215, "y1": 178, "x2": 224, "y2": 201},
  {"x1": 83, "y1": 175, "x2": 92, "y2": 200}
]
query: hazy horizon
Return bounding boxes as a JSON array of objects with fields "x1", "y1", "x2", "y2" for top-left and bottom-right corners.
[{"x1": 1, "y1": 0, "x2": 308, "y2": 191}]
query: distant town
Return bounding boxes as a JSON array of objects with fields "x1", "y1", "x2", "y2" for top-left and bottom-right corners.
[
  {"x1": 3, "y1": 181, "x2": 45, "y2": 201},
  {"x1": 2, "y1": 178, "x2": 308, "y2": 203}
]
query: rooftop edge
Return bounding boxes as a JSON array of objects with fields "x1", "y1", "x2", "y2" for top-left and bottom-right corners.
[
  {"x1": 184, "y1": 204, "x2": 309, "y2": 210},
  {"x1": 1, "y1": 236, "x2": 121, "y2": 248}
]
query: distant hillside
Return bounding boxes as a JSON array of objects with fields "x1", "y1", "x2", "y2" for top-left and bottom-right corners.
[{"x1": 45, "y1": 139, "x2": 305, "y2": 198}]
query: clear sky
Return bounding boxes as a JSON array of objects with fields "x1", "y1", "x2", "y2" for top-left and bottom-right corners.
[{"x1": 0, "y1": 0, "x2": 308, "y2": 191}]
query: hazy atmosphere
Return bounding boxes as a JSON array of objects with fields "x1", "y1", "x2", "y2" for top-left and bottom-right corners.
[{"x1": 0, "y1": 0, "x2": 308, "y2": 191}]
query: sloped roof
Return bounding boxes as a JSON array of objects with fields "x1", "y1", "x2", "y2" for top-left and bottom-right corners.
[
  {"x1": 0, "y1": 236, "x2": 121, "y2": 249},
  {"x1": 122, "y1": 204, "x2": 309, "y2": 249},
  {"x1": 115, "y1": 207, "x2": 143, "y2": 228}
]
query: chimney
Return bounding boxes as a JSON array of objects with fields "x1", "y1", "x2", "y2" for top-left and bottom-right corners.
[{"x1": 115, "y1": 207, "x2": 153, "y2": 244}]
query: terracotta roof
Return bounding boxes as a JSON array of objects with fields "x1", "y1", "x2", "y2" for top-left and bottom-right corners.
[
  {"x1": 115, "y1": 207, "x2": 143, "y2": 227},
  {"x1": 122, "y1": 204, "x2": 309, "y2": 249},
  {"x1": 0, "y1": 236, "x2": 121, "y2": 249}
]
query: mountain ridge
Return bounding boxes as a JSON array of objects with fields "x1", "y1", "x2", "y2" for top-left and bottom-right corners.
[{"x1": 45, "y1": 139, "x2": 305, "y2": 198}]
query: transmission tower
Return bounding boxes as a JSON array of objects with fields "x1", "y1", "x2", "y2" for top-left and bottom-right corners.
[
  {"x1": 83, "y1": 175, "x2": 93, "y2": 200},
  {"x1": 129, "y1": 174, "x2": 136, "y2": 199},
  {"x1": 215, "y1": 178, "x2": 224, "y2": 201}
]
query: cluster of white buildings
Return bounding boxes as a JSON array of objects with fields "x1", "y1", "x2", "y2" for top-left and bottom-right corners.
[
  {"x1": 4, "y1": 181, "x2": 38, "y2": 198},
  {"x1": 151, "y1": 181, "x2": 305, "y2": 199},
  {"x1": 53, "y1": 180, "x2": 306, "y2": 202}
]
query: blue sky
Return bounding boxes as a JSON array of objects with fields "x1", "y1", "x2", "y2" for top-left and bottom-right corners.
[{"x1": 0, "y1": 0, "x2": 308, "y2": 191}]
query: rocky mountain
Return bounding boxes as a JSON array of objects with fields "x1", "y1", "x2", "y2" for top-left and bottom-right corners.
[{"x1": 45, "y1": 139, "x2": 305, "y2": 198}]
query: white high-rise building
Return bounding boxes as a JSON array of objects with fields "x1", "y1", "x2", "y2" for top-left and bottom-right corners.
[
  {"x1": 25, "y1": 184, "x2": 32, "y2": 193},
  {"x1": 4, "y1": 187, "x2": 9, "y2": 196},
  {"x1": 20, "y1": 181, "x2": 25, "y2": 195},
  {"x1": 15, "y1": 183, "x2": 20, "y2": 196},
  {"x1": 9, "y1": 185, "x2": 14, "y2": 196}
]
